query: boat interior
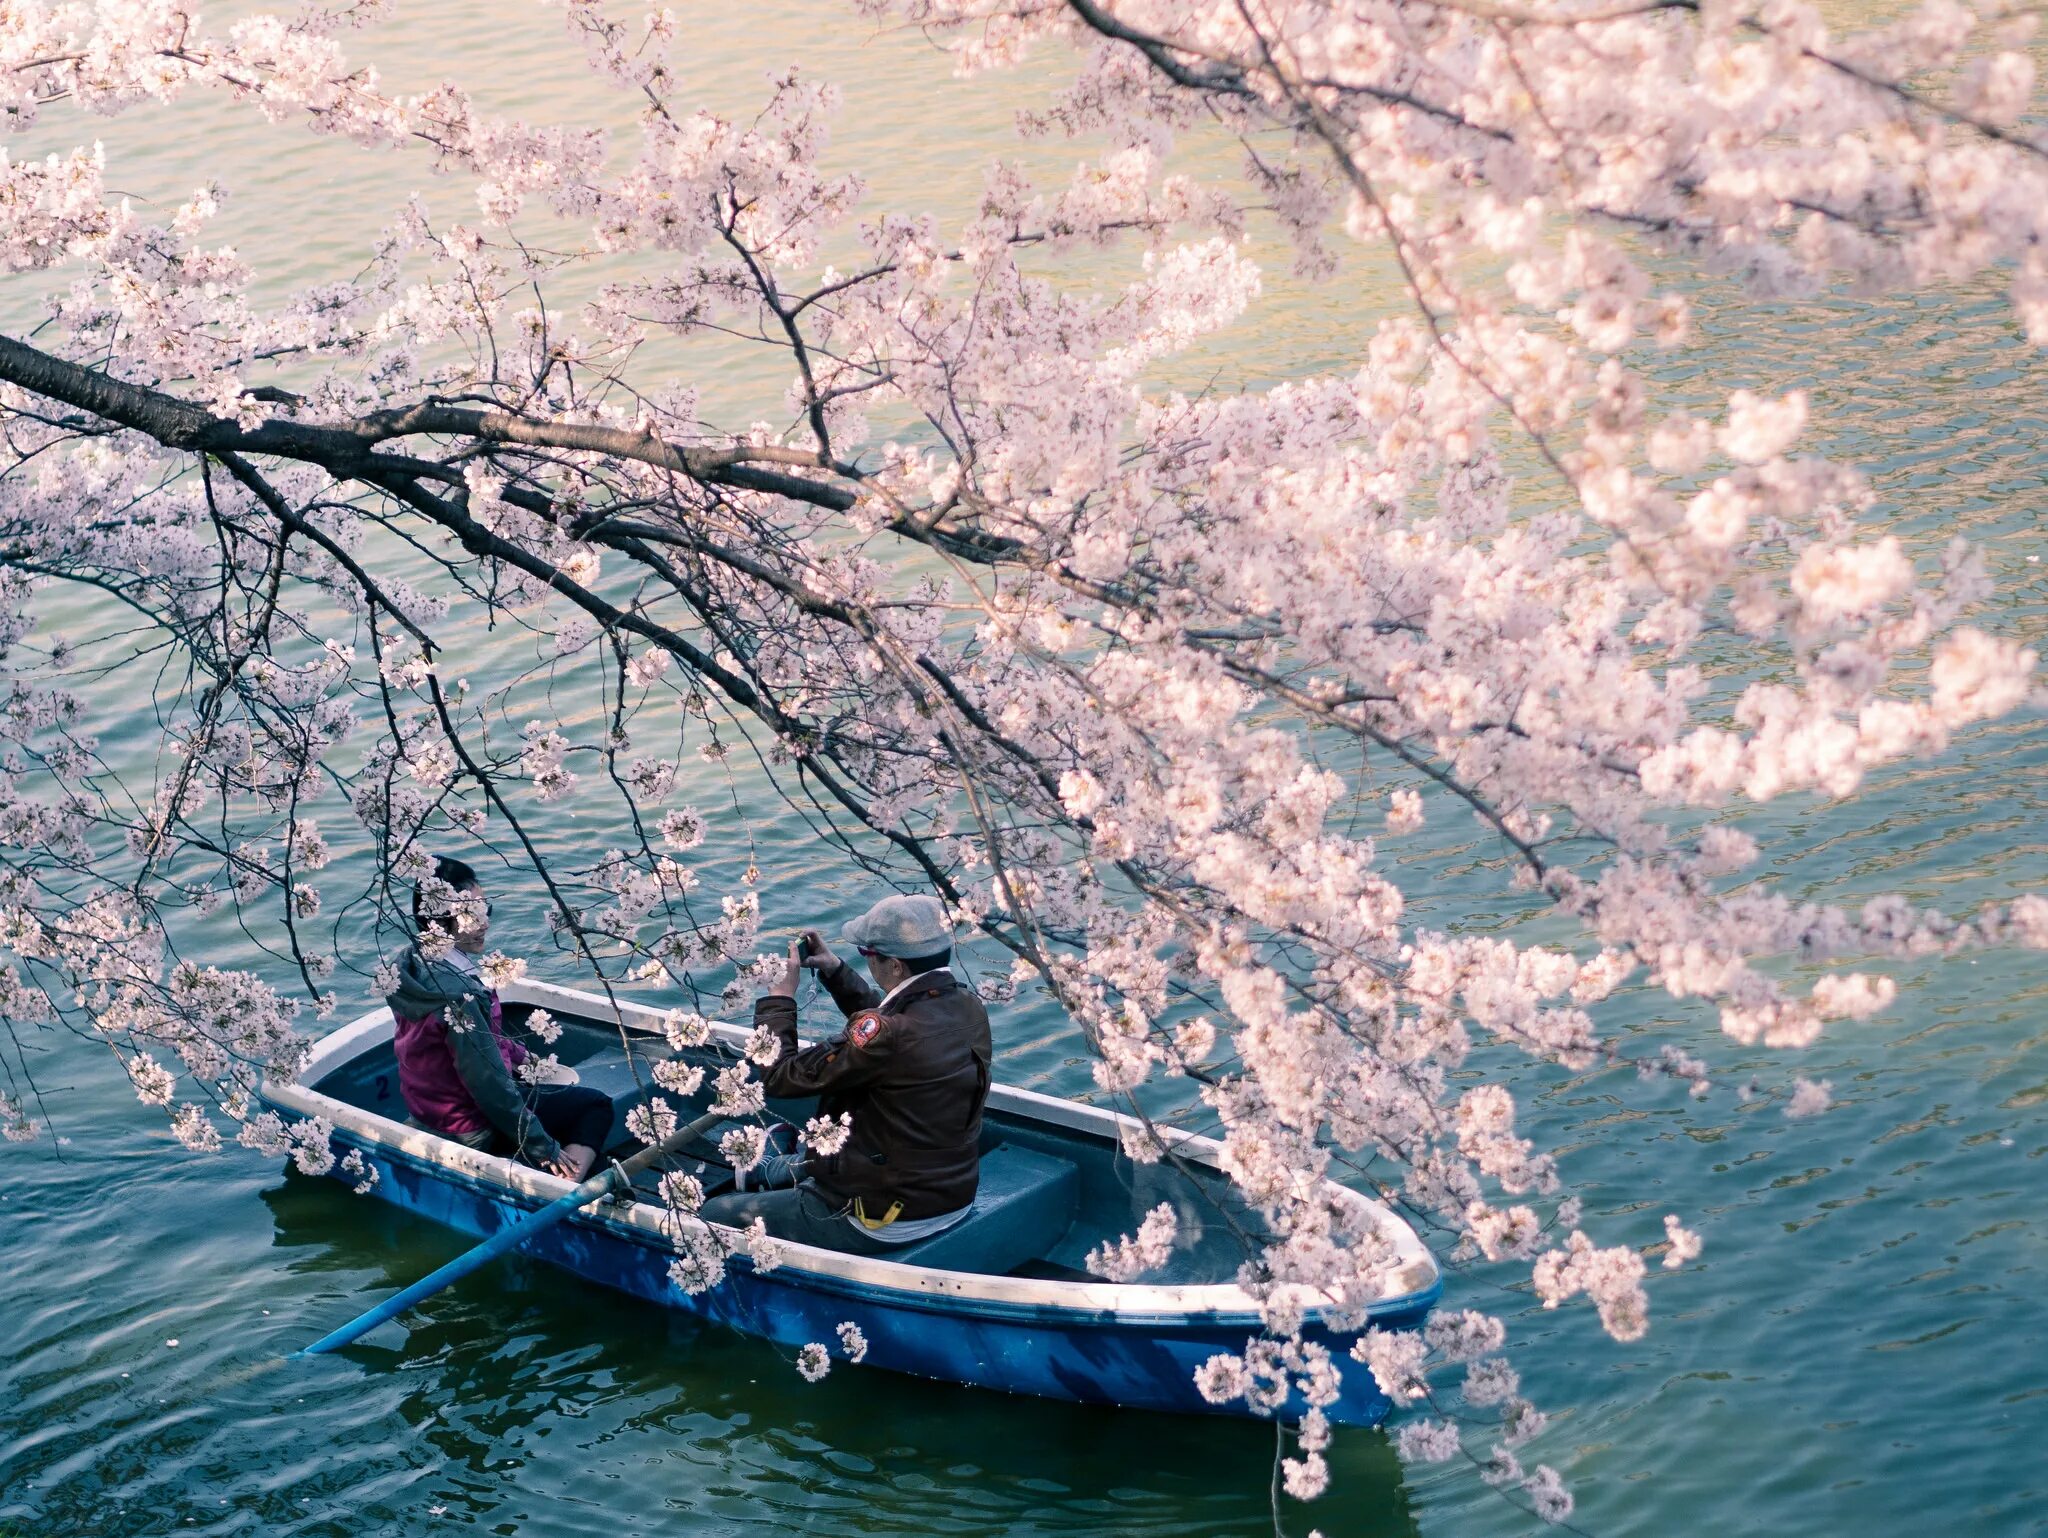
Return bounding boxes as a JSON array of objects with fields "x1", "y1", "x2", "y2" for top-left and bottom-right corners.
[{"x1": 312, "y1": 1002, "x2": 1275, "y2": 1285}]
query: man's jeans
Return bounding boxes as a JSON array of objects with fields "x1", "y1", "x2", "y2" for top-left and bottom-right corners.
[
  {"x1": 742, "y1": 1121, "x2": 807, "y2": 1190},
  {"x1": 698, "y1": 1123, "x2": 897, "y2": 1255},
  {"x1": 699, "y1": 1179, "x2": 900, "y2": 1256}
]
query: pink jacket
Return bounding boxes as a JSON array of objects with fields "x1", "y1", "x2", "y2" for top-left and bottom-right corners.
[{"x1": 393, "y1": 991, "x2": 530, "y2": 1137}]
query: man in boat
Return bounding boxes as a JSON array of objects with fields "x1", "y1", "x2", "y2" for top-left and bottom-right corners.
[
  {"x1": 385, "y1": 856, "x2": 613, "y2": 1182},
  {"x1": 700, "y1": 893, "x2": 993, "y2": 1254}
]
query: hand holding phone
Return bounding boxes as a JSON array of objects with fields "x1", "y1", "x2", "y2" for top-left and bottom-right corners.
[{"x1": 796, "y1": 930, "x2": 837, "y2": 972}]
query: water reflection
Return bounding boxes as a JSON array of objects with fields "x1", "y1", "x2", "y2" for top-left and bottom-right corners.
[{"x1": 261, "y1": 1174, "x2": 1419, "y2": 1537}]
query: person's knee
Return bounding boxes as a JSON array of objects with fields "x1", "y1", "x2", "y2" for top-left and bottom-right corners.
[
  {"x1": 740, "y1": 1123, "x2": 804, "y2": 1191},
  {"x1": 556, "y1": 1085, "x2": 608, "y2": 1122},
  {"x1": 551, "y1": 1086, "x2": 613, "y2": 1150}
]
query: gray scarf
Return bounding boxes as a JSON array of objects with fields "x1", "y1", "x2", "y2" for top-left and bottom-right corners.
[{"x1": 386, "y1": 944, "x2": 490, "y2": 1031}]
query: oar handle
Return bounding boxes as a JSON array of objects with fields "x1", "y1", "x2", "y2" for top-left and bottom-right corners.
[{"x1": 299, "y1": 1108, "x2": 725, "y2": 1357}]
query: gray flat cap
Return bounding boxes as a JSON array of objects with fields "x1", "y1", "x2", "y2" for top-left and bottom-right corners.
[{"x1": 841, "y1": 893, "x2": 953, "y2": 958}]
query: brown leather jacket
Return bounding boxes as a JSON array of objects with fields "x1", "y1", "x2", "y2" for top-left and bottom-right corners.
[{"x1": 754, "y1": 964, "x2": 992, "y2": 1219}]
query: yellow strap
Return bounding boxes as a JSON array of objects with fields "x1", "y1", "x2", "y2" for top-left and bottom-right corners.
[{"x1": 853, "y1": 1197, "x2": 904, "y2": 1231}]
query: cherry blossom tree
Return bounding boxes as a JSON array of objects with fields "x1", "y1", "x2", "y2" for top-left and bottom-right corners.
[{"x1": 0, "y1": 0, "x2": 2043, "y2": 1521}]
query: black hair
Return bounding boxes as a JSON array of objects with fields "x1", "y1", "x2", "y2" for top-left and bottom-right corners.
[
  {"x1": 413, "y1": 855, "x2": 481, "y2": 932},
  {"x1": 900, "y1": 948, "x2": 952, "y2": 975}
]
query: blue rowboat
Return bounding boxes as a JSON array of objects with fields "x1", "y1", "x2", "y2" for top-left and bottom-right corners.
[{"x1": 259, "y1": 977, "x2": 1440, "y2": 1423}]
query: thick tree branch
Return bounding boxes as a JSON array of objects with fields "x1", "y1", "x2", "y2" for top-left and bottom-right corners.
[{"x1": 0, "y1": 334, "x2": 858, "y2": 512}]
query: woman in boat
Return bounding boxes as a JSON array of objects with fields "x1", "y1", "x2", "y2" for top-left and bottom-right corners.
[
  {"x1": 385, "y1": 856, "x2": 612, "y2": 1181},
  {"x1": 701, "y1": 893, "x2": 993, "y2": 1253}
]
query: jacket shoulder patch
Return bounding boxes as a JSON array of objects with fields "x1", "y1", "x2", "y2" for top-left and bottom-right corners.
[{"x1": 847, "y1": 1009, "x2": 887, "y2": 1049}]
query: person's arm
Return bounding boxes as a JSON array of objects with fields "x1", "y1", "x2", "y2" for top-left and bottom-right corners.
[
  {"x1": 819, "y1": 958, "x2": 880, "y2": 1017},
  {"x1": 757, "y1": 940, "x2": 891, "y2": 1098},
  {"x1": 798, "y1": 930, "x2": 880, "y2": 1016},
  {"x1": 446, "y1": 993, "x2": 562, "y2": 1166},
  {"x1": 755, "y1": 992, "x2": 895, "y2": 1098}
]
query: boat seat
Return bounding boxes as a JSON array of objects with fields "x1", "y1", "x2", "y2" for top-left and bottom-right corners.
[
  {"x1": 558, "y1": 1050, "x2": 689, "y2": 1151},
  {"x1": 566, "y1": 1049, "x2": 659, "y2": 1103},
  {"x1": 885, "y1": 1143, "x2": 1079, "y2": 1276}
]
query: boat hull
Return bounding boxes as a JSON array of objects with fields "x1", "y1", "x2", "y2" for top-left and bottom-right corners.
[
  {"x1": 311, "y1": 1128, "x2": 1432, "y2": 1425},
  {"x1": 261, "y1": 983, "x2": 1441, "y2": 1425}
]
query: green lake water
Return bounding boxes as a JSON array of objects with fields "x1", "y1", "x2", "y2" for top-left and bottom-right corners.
[{"x1": 2, "y1": 5, "x2": 2045, "y2": 1535}]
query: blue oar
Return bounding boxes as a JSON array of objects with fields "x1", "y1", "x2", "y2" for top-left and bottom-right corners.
[{"x1": 300, "y1": 1109, "x2": 725, "y2": 1356}]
